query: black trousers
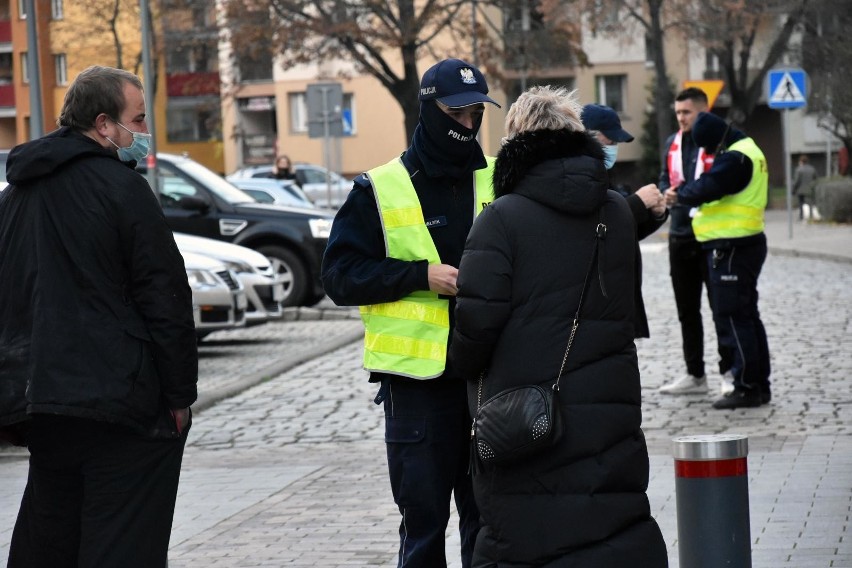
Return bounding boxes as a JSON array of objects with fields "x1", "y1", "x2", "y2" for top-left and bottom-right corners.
[
  {"x1": 669, "y1": 236, "x2": 733, "y2": 377},
  {"x1": 8, "y1": 415, "x2": 189, "y2": 568},
  {"x1": 705, "y1": 234, "x2": 771, "y2": 393},
  {"x1": 379, "y1": 377, "x2": 479, "y2": 568}
]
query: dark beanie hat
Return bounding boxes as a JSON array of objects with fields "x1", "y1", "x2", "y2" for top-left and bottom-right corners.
[{"x1": 692, "y1": 112, "x2": 730, "y2": 151}]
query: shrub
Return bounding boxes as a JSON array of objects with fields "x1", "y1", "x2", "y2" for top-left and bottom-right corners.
[{"x1": 814, "y1": 177, "x2": 852, "y2": 223}]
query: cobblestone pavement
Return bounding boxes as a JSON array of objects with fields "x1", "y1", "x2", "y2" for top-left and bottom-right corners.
[{"x1": 1, "y1": 241, "x2": 851, "y2": 567}]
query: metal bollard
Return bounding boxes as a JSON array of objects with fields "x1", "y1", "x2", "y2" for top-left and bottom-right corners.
[{"x1": 672, "y1": 434, "x2": 751, "y2": 568}]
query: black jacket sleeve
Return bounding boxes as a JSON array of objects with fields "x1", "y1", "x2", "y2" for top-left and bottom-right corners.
[
  {"x1": 677, "y1": 150, "x2": 754, "y2": 207},
  {"x1": 625, "y1": 193, "x2": 668, "y2": 242},
  {"x1": 321, "y1": 177, "x2": 429, "y2": 306},
  {"x1": 117, "y1": 172, "x2": 198, "y2": 409},
  {"x1": 448, "y1": 204, "x2": 513, "y2": 381},
  {"x1": 658, "y1": 133, "x2": 676, "y2": 191}
]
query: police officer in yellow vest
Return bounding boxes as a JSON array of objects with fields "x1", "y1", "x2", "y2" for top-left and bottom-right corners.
[
  {"x1": 321, "y1": 59, "x2": 500, "y2": 567},
  {"x1": 665, "y1": 111, "x2": 772, "y2": 409}
]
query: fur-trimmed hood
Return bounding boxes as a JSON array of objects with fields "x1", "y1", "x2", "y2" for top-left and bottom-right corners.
[{"x1": 492, "y1": 129, "x2": 608, "y2": 216}]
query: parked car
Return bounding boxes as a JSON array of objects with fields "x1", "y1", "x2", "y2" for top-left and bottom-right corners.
[
  {"x1": 174, "y1": 232, "x2": 285, "y2": 327},
  {"x1": 137, "y1": 153, "x2": 333, "y2": 307},
  {"x1": 228, "y1": 163, "x2": 352, "y2": 208},
  {"x1": 226, "y1": 178, "x2": 316, "y2": 209},
  {"x1": 181, "y1": 250, "x2": 247, "y2": 338}
]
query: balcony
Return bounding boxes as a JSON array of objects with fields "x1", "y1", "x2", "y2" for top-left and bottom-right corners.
[
  {"x1": 166, "y1": 71, "x2": 220, "y2": 97},
  {"x1": 0, "y1": 84, "x2": 14, "y2": 107},
  {"x1": 0, "y1": 20, "x2": 10, "y2": 44}
]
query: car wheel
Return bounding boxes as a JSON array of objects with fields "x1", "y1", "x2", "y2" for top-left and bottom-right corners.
[{"x1": 257, "y1": 245, "x2": 309, "y2": 307}]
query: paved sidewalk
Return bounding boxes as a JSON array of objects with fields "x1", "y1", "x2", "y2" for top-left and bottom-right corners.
[
  {"x1": 1, "y1": 211, "x2": 850, "y2": 566},
  {"x1": 763, "y1": 208, "x2": 852, "y2": 263}
]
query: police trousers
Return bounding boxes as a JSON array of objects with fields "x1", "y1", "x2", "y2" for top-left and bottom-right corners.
[
  {"x1": 704, "y1": 233, "x2": 771, "y2": 394},
  {"x1": 377, "y1": 377, "x2": 479, "y2": 568}
]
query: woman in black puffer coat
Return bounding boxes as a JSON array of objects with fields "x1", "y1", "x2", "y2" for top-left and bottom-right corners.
[{"x1": 448, "y1": 86, "x2": 667, "y2": 567}]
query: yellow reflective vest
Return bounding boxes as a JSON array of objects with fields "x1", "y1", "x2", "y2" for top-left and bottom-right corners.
[
  {"x1": 692, "y1": 137, "x2": 768, "y2": 242},
  {"x1": 359, "y1": 156, "x2": 495, "y2": 379}
]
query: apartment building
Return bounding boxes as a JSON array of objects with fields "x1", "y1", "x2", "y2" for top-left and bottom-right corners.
[{"x1": 0, "y1": 0, "x2": 225, "y2": 174}]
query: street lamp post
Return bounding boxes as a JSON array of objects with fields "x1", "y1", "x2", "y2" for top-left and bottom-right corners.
[
  {"x1": 140, "y1": 0, "x2": 159, "y2": 195},
  {"x1": 24, "y1": 0, "x2": 43, "y2": 139}
]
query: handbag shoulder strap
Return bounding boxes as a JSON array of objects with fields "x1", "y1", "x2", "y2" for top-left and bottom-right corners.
[
  {"x1": 553, "y1": 208, "x2": 607, "y2": 391},
  {"x1": 477, "y1": 208, "x2": 608, "y2": 408}
]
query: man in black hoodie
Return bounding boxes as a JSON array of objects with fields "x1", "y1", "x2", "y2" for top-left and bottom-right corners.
[
  {"x1": 0, "y1": 66, "x2": 197, "y2": 566},
  {"x1": 321, "y1": 59, "x2": 500, "y2": 568}
]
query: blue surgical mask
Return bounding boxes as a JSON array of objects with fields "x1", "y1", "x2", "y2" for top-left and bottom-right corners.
[
  {"x1": 603, "y1": 144, "x2": 618, "y2": 170},
  {"x1": 107, "y1": 120, "x2": 151, "y2": 162}
]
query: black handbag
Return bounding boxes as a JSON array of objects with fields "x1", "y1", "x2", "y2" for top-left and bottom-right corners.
[{"x1": 471, "y1": 217, "x2": 606, "y2": 465}]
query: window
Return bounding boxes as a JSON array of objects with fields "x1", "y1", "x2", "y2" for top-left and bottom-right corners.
[
  {"x1": 289, "y1": 92, "x2": 308, "y2": 133},
  {"x1": 17, "y1": 0, "x2": 26, "y2": 18},
  {"x1": 166, "y1": 102, "x2": 222, "y2": 142},
  {"x1": 20, "y1": 52, "x2": 28, "y2": 84},
  {"x1": 54, "y1": 54, "x2": 67, "y2": 85},
  {"x1": 166, "y1": 40, "x2": 218, "y2": 74},
  {"x1": 596, "y1": 74, "x2": 625, "y2": 112},
  {"x1": 0, "y1": 53, "x2": 13, "y2": 84},
  {"x1": 51, "y1": 0, "x2": 63, "y2": 19},
  {"x1": 156, "y1": 166, "x2": 202, "y2": 208}
]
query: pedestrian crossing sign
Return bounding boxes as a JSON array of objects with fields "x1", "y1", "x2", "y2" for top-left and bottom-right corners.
[{"x1": 767, "y1": 69, "x2": 807, "y2": 109}]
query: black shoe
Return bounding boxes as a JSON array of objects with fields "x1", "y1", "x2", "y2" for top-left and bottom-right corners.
[
  {"x1": 712, "y1": 389, "x2": 764, "y2": 409},
  {"x1": 761, "y1": 390, "x2": 772, "y2": 404}
]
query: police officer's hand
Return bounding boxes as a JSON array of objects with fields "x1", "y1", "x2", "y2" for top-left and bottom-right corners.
[
  {"x1": 428, "y1": 264, "x2": 459, "y2": 296},
  {"x1": 664, "y1": 187, "x2": 679, "y2": 207}
]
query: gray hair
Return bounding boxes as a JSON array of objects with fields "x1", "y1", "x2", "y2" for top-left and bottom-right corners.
[
  {"x1": 58, "y1": 66, "x2": 144, "y2": 130},
  {"x1": 504, "y1": 86, "x2": 585, "y2": 140}
]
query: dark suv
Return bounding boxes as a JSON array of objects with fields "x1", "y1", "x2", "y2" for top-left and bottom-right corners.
[{"x1": 137, "y1": 153, "x2": 334, "y2": 307}]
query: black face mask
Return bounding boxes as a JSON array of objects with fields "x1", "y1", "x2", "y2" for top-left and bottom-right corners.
[{"x1": 411, "y1": 100, "x2": 485, "y2": 179}]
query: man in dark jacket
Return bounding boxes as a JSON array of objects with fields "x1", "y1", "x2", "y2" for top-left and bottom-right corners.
[
  {"x1": 581, "y1": 104, "x2": 668, "y2": 338},
  {"x1": 658, "y1": 87, "x2": 734, "y2": 397},
  {"x1": 321, "y1": 58, "x2": 500, "y2": 568},
  {"x1": 0, "y1": 66, "x2": 197, "y2": 567}
]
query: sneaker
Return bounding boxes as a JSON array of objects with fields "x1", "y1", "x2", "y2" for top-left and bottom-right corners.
[
  {"x1": 712, "y1": 389, "x2": 764, "y2": 410},
  {"x1": 659, "y1": 374, "x2": 708, "y2": 394},
  {"x1": 720, "y1": 371, "x2": 735, "y2": 396}
]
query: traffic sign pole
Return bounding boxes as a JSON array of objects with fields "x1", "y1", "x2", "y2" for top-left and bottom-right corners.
[
  {"x1": 767, "y1": 68, "x2": 808, "y2": 239},
  {"x1": 784, "y1": 110, "x2": 793, "y2": 239}
]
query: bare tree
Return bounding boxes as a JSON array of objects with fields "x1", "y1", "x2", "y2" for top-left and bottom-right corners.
[
  {"x1": 688, "y1": 0, "x2": 809, "y2": 126},
  {"x1": 571, "y1": 0, "x2": 684, "y2": 155},
  {"x1": 221, "y1": 0, "x2": 583, "y2": 142},
  {"x1": 801, "y1": 0, "x2": 852, "y2": 171},
  {"x1": 51, "y1": 0, "x2": 142, "y2": 72}
]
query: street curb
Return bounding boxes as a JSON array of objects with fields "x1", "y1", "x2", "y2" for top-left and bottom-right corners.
[
  {"x1": 193, "y1": 326, "x2": 364, "y2": 413},
  {"x1": 768, "y1": 246, "x2": 852, "y2": 265}
]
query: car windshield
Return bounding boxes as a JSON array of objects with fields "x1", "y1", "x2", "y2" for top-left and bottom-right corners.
[{"x1": 177, "y1": 159, "x2": 256, "y2": 204}]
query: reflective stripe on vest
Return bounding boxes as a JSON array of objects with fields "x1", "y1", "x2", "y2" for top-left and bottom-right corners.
[
  {"x1": 359, "y1": 156, "x2": 495, "y2": 379},
  {"x1": 692, "y1": 137, "x2": 767, "y2": 242}
]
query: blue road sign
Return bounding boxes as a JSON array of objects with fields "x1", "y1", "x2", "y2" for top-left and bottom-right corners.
[{"x1": 767, "y1": 69, "x2": 807, "y2": 110}]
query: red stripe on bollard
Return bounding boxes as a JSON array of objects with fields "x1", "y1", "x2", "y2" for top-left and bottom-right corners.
[{"x1": 675, "y1": 457, "x2": 748, "y2": 478}]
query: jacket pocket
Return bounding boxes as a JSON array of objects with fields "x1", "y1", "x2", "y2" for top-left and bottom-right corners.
[{"x1": 385, "y1": 416, "x2": 426, "y2": 444}]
